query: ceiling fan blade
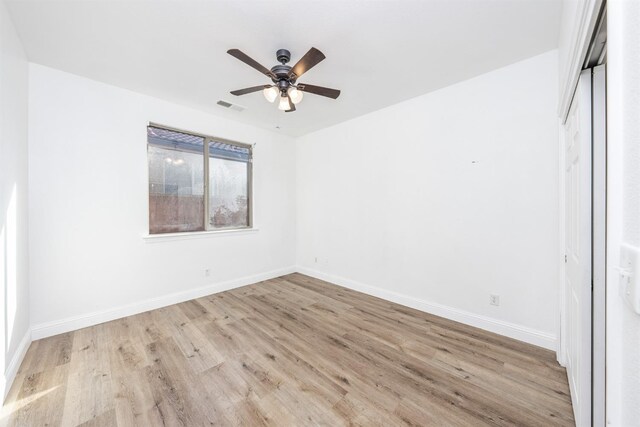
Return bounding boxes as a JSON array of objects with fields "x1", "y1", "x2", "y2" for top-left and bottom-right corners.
[
  {"x1": 227, "y1": 49, "x2": 276, "y2": 79},
  {"x1": 297, "y1": 83, "x2": 341, "y2": 99},
  {"x1": 230, "y1": 85, "x2": 270, "y2": 96},
  {"x1": 285, "y1": 94, "x2": 296, "y2": 112},
  {"x1": 289, "y1": 47, "x2": 326, "y2": 79}
]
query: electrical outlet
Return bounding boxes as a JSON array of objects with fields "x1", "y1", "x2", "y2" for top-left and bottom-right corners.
[
  {"x1": 204, "y1": 268, "x2": 211, "y2": 277},
  {"x1": 490, "y1": 294, "x2": 500, "y2": 306},
  {"x1": 314, "y1": 257, "x2": 318, "y2": 263}
]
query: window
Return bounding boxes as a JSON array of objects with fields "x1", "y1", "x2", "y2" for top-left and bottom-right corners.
[{"x1": 147, "y1": 125, "x2": 252, "y2": 234}]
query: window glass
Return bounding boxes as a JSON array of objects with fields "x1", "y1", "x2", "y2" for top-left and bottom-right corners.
[
  {"x1": 147, "y1": 126, "x2": 252, "y2": 234},
  {"x1": 209, "y1": 156, "x2": 249, "y2": 229},
  {"x1": 148, "y1": 127, "x2": 205, "y2": 233}
]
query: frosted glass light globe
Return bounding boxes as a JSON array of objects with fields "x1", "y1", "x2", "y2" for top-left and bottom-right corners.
[
  {"x1": 278, "y1": 95, "x2": 291, "y2": 111},
  {"x1": 263, "y1": 86, "x2": 278, "y2": 103},
  {"x1": 288, "y1": 87, "x2": 304, "y2": 104}
]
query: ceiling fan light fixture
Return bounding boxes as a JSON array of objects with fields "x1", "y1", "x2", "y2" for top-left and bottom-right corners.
[
  {"x1": 288, "y1": 87, "x2": 304, "y2": 104},
  {"x1": 228, "y1": 47, "x2": 340, "y2": 112},
  {"x1": 278, "y1": 95, "x2": 291, "y2": 111},
  {"x1": 263, "y1": 86, "x2": 278, "y2": 103}
]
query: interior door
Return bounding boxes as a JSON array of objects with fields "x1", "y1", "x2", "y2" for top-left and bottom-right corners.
[{"x1": 564, "y1": 69, "x2": 593, "y2": 427}]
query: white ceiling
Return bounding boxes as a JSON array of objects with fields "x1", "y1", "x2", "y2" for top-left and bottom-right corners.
[{"x1": 6, "y1": 0, "x2": 561, "y2": 136}]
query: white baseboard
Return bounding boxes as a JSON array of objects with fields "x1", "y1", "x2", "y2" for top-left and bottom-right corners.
[
  {"x1": 31, "y1": 266, "x2": 296, "y2": 340},
  {"x1": 29, "y1": 264, "x2": 556, "y2": 351},
  {"x1": 296, "y1": 266, "x2": 557, "y2": 350},
  {"x1": 1, "y1": 331, "x2": 31, "y2": 400}
]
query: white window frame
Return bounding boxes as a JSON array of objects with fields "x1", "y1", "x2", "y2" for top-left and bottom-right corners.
[{"x1": 147, "y1": 122, "x2": 253, "y2": 235}]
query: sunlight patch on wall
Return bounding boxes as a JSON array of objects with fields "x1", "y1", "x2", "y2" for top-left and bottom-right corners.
[
  {"x1": 0, "y1": 222, "x2": 6, "y2": 374},
  {"x1": 4, "y1": 184, "x2": 17, "y2": 355}
]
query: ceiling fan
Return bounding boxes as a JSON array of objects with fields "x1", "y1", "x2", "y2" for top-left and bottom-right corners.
[{"x1": 227, "y1": 47, "x2": 341, "y2": 112}]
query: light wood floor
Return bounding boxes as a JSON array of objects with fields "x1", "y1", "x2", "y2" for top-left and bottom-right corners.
[{"x1": 2, "y1": 273, "x2": 574, "y2": 426}]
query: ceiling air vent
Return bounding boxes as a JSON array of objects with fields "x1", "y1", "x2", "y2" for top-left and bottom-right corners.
[{"x1": 216, "y1": 100, "x2": 245, "y2": 112}]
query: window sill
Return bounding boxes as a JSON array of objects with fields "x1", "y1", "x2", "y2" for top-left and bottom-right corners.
[{"x1": 143, "y1": 227, "x2": 259, "y2": 243}]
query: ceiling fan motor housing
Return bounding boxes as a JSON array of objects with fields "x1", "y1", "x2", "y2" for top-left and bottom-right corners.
[
  {"x1": 271, "y1": 56, "x2": 295, "y2": 94},
  {"x1": 271, "y1": 64, "x2": 292, "y2": 79}
]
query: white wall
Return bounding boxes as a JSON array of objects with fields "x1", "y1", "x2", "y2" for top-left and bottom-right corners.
[
  {"x1": 0, "y1": 0, "x2": 30, "y2": 396},
  {"x1": 607, "y1": 1, "x2": 640, "y2": 425},
  {"x1": 296, "y1": 50, "x2": 559, "y2": 349},
  {"x1": 28, "y1": 64, "x2": 297, "y2": 336}
]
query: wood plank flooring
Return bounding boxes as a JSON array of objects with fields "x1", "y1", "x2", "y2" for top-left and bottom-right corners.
[{"x1": 2, "y1": 273, "x2": 574, "y2": 426}]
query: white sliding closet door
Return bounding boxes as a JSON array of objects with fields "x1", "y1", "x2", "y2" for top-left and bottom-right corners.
[{"x1": 564, "y1": 69, "x2": 592, "y2": 427}]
